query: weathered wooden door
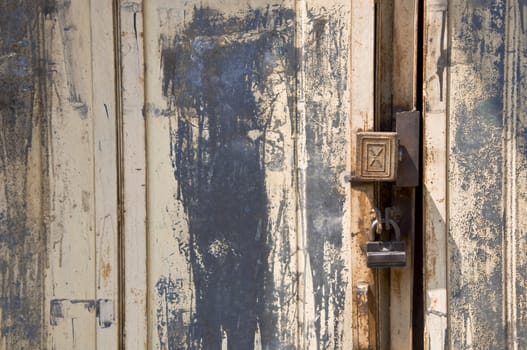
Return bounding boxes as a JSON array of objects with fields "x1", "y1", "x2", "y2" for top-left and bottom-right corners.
[
  {"x1": 137, "y1": 0, "x2": 376, "y2": 348},
  {"x1": 131, "y1": 0, "x2": 419, "y2": 349},
  {"x1": 422, "y1": 0, "x2": 527, "y2": 349},
  {"x1": 0, "y1": 0, "x2": 419, "y2": 349}
]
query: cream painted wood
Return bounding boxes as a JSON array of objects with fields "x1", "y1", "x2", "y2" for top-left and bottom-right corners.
[
  {"x1": 350, "y1": 0, "x2": 376, "y2": 348},
  {"x1": 1, "y1": 0, "x2": 400, "y2": 348},
  {"x1": 92, "y1": 0, "x2": 120, "y2": 348},
  {"x1": 426, "y1": 0, "x2": 527, "y2": 348},
  {"x1": 302, "y1": 1, "x2": 355, "y2": 348},
  {"x1": 117, "y1": 0, "x2": 148, "y2": 349},
  {"x1": 45, "y1": 0, "x2": 96, "y2": 343},
  {"x1": 42, "y1": 0, "x2": 119, "y2": 349},
  {"x1": 143, "y1": 1, "x2": 218, "y2": 348},
  {"x1": 423, "y1": 0, "x2": 448, "y2": 348}
]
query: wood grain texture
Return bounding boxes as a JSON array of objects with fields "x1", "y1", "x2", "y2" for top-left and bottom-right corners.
[
  {"x1": 91, "y1": 0, "x2": 119, "y2": 348},
  {"x1": 44, "y1": 0, "x2": 97, "y2": 347},
  {"x1": 502, "y1": 0, "x2": 527, "y2": 348}
]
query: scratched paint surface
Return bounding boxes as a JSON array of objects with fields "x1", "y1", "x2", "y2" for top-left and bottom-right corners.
[
  {"x1": 447, "y1": 0, "x2": 527, "y2": 348},
  {"x1": 303, "y1": 6, "x2": 351, "y2": 349},
  {"x1": 1, "y1": 0, "x2": 121, "y2": 348},
  {"x1": 145, "y1": 1, "x2": 353, "y2": 348},
  {"x1": 161, "y1": 6, "x2": 296, "y2": 349},
  {"x1": 0, "y1": 1, "x2": 49, "y2": 348}
]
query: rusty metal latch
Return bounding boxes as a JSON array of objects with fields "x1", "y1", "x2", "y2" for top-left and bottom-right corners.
[{"x1": 350, "y1": 111, "x2": 420, "y2": 187}]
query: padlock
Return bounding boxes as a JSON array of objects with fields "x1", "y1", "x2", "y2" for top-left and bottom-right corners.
[{"x1": 366, "y1": 218, "x2": 406, "y2": 268}]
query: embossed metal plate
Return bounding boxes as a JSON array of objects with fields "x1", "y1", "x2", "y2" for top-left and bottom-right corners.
[{"x1": 355, "y1": 132, "x2": 398, "y2": 181}]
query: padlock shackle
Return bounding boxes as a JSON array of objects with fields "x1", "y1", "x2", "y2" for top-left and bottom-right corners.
[
  {"x1": 370, "y1": 220, "x2": 379, "y2": 241},
  {"x1": 369, "y1": 218, "x2": 401, "y2": 241},
  {"x1": 386, "y1": 219, "x2": 401, "y2": 241}
]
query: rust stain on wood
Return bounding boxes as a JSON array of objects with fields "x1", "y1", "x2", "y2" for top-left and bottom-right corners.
[{"x1": 101, "y1": 262, "x2": 112, "y2": 282}]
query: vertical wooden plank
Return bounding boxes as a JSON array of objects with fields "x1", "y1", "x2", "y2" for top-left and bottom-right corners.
[
  {"x1": 145, "y1": 1, "x2": 299, "y2": 348},
  {"x1": 447, "y1": 0, "x2": 508, "y2": 348},
  {"x1": 44, "y1": 0, "x2": 99, "y2": 348},
  {"x1": 350, "y1": 0, "x2": 377, "y2": 348},
  {"x1": 503, "y1": 1, "x2": 527, "y2": 348},
  {"x1": 503, "y1": 2, "x2": 519, "y2": 348},
  {"x1": 300, "y1": 0, "x2": 355, "y2": 348},
  {"x1": 92, "y1": 0, "x2": 119, "y2": 348},
  {"x1": 296, "y1": 2, "x2": 310, "y2": 349},
  {"x1": 118, "y1": 0, "x2": 148, "y2": 348},
  {"x1": 143, "y1": 3, "x2": 194, "y2": 349},
  {"x1": 0, "y1": 1, "x2": 48, "y2": 348},
  {"x1": 390, "y1": 1, "x2": 419, "y2": 349},
  {"x1": 423, "y1": 0, "x2": 448, "y2": 349}
]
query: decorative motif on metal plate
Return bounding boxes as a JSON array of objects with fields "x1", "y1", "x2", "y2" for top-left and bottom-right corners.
[{"x1": 355, "y1": 132, "x2": 398, "y2": 181}]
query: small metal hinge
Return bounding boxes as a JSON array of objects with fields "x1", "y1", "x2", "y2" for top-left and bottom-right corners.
[{"x1": 50, "y1": 298, "x2": 115, "y2": 328}]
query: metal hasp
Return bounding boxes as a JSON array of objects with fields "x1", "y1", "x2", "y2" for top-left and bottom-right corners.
[
  {"x1": 353, "y1": 111, "x2": 420, "y2": 186},
  {"x1": 395, "y1": 110, "x2": 420, "y2": 187},
  {"x1": 366, "y1": 209, "x2": 406, "y2": 268}
]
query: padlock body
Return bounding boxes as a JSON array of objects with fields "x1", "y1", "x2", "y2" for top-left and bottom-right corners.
[{"x1": 366, "y1": 241, "x2": 406, "y2": 268}]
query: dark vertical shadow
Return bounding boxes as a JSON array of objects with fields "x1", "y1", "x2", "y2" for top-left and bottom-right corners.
[{"x1": 413, "y1": 1, "x2": 425, "y2": 349}]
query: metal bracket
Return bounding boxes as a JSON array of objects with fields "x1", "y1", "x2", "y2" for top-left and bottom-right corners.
[{"x1": 351, "y1": 111, "x2": 420, "y2": 187}]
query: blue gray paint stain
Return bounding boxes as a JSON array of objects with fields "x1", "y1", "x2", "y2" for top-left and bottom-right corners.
[
  {"x1": 304, "y1": 8, "x2": 349, "y2": 348},
  {"x1": 0, "y1": 1, "x2": 53, "y2": 348},
  {"x1": 160, "y1": 5, "x2": 348, "y2": 349},
  {"x1": 448, "y1": 0, "x2": 516, "y2": 348},
  {"x1": 161, "y1": 7, "x2": 295, "y2": 349}
]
